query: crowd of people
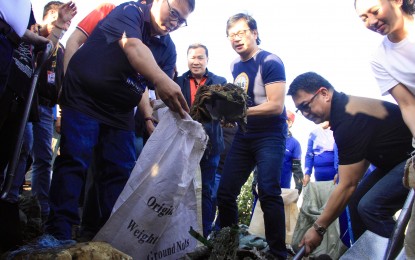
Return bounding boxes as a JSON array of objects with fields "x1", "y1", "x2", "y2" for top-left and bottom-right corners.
[{"x1": 1, "y1": 0, "x2": 414, "y2": 259}]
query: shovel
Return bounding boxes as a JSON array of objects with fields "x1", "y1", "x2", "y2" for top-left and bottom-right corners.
[
  {"x1": 340, "y1": 189, "x2": 414, "y2": 260},
  {"x1": 0, "y1": 42, "x2": 53, "y2": 199}
]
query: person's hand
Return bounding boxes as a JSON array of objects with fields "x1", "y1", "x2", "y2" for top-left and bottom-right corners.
[
  {"x1": 156, "y1": 80, "x2": 189, "y2": 118},
  {"x1": 56, "y1": 1, "x2": 77, "y2": 29},
  {"x1": 303, "y1": 174, "x2": 311, "y2": 187},
  {"x1": 145, "y1": 116, "x2": 158, "y2": 135},
  {"x1": 55, "y1": 117, "x2": 61, "y2": 134},
  {"x1": 220, "y1": 120, "x2": 236, "y2": 128},
  {"x1": 299, "y1": 227, "x2": 324, "y2": 256}
]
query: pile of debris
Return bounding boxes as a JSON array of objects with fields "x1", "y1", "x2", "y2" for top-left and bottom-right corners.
[{"x1": 185, "y1": 225, "x2": 271, "y2": 260}]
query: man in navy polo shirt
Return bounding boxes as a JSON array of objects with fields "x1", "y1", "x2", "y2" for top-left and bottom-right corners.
[
  {"x1": 46, "y1": 0, "x2": 195, "y2": 240},
  {"x1": 217, "y1": 13, "x2": 288, "y2": 259}
]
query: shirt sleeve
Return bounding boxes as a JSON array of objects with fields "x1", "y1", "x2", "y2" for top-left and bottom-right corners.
[
  {"x1": 77, "y1": 3, "x2": 116, "y2": 37},
  {"x1": 304, "y1": 134, "x2": 314, "y2": 175},
  {"x1": 292, "y1": 138, "x2": 302, "y2": 159},
  {"x1": 262, "y1": 53, "x2": 286, "y2": 85},
  {"x1": 370, "y1": 49, "x2": 399, "y2": 96},
  {"x1": 99, "y1": 3, "x2": 145, "y2": 43}
]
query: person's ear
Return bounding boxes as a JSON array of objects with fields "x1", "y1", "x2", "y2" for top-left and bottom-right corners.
[
  {"x1": 394, "y1": 0, "x2": 403, "y2": 7},
  {"x1": 320, "y1": 88, "x2": 332, "y2": 102}
]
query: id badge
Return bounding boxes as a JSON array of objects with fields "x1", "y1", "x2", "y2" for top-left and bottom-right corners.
[{"x1": 47, "y1": 71, "x2": 55, "y2": 84}]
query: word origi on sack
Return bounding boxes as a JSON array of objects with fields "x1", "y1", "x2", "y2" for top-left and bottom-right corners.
[{"x1": 147, "y1": 196, "x2": 174, "y2": 217}]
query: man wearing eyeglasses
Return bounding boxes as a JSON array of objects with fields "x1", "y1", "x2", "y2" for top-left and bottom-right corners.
[
  {"x1": 288, "y1": 71, "x2": 413, "y2": 256},
  {"x1": 45, "y1": 0, "x2": 195, "y2": 241},
  {"x1": 216, "y1": 13, "x2": 288, "y2": 259}
]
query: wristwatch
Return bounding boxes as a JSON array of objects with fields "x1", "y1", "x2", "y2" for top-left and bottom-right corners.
[{"x1": 313, "y1": 222, "x2": 326, "y2": 236}]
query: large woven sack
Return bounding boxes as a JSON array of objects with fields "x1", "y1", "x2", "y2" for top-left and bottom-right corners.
[
  {"x1": 248, "y1": 188, "x2": 299, "y2": 244},
  {"x1": 404, "y1": 153, "x2": 415, "y2": 189},
  {"x1": 94, "y1": 102, "x2": 208, "y2": 259},
  {"x1": 291, "y1": 181, "x2": 347, "y2": 259}
]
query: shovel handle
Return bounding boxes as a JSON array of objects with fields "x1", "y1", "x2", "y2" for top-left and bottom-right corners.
[
  {"x1": 0, "y1": 42, "x2": 53, "y2": 199},
  {"x1": 293, "y1": 245, "x2": 306, "y2": 260}
]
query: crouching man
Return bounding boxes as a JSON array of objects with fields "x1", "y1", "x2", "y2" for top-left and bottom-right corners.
[{"x1": 288, "y1": 72, "x2": 413, "y2": 255}]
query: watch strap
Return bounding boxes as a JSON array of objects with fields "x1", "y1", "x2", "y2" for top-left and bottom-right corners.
[{"x1": 313, "y1": 221, "x2": 326, "y2": 236}]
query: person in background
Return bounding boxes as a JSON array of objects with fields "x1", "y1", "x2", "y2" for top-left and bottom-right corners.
[
  {"x1": 217, "y1": 13, "x2": 287, "y2": 259},
  {"x1": 282, "y1": 110, "x2": 303, "y2": 193},
  {"x1": 0, "y1": 0, "x2": 53, "y2": 98},
  {"x1": 0, "y1": 1, "x2": 76, "y2": 251},
  {"x1": 175, "y1": 43, "x2": 227, "y2": 237},
  {"x1": 27, "y1": 1, "x2": 71, "y2": 225},
  {"x1": 288, "y1": 71, "x2": 413, "y2": 255},
  {"x1": 354, "y1": 0, "x2": 415, "y2": 256},
  {"x1": 303, "y1": 121, "x2": 336, "y2": 186},
  {"x1": 46, "y1": 0, "x2": 195, "y2": 240}
]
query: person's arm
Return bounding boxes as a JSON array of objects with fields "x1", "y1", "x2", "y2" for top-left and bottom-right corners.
[
  {"x1": 21, "y1": 29, "x2": 50, "y2": 45},
  {"x1": 64, "y1": 29, "x2": 87, "y2": 73},
  {"x1": 303, "y1": 137, "x2": 314, "y2": 186},
  {"x1": 120, "y1": 38, "x2": 189, "y2": 117},
  {"x1": 389, "y1": 83, "x2": 415, "y2": 138},
  {"x1": 299, "y1": 159, "x2": 369, "y2": 255},
  {"x1": 138, "y1": 88, "x2": 156, "y2": 135},
  {"x1": 55, "y1": 104, "x2": 62, "y2": 134},
  {"x1": 246, "y1": 82, "x2": 285, "y2": 116},
  {"x1": 41, "y1": 2, "x2": 77, "y2": 48},
  {"x1": 292, "y1": 159, "x2": 304, "y2": 193}
]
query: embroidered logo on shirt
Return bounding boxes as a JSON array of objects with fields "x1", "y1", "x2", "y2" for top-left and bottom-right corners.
[{"x1": 234, "y1": 72, "x2": 249, "y2": 93}]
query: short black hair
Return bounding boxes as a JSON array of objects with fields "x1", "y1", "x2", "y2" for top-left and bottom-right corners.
[
  {"x1": 187, "y1": 43, "x2": 208, "y2": 57},
  {"x1": 226, "y1": 13, "x2": 261, "y2": 45},
  {"x1": 43, "y1": 1, "x2": 64, "y2": 19},
  {"x1": 181, "y1": 0, "x2": 195, "y2": 13},
  {"x1": 354, "y1": 0, "x2": 415, "y2": 15},
  {"x1": 288, "y1": 72, "x2": 334, "y2": 96}
]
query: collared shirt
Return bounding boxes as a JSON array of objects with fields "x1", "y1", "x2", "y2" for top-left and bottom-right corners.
[
  {"x1": 189, "y1": 73, "x2": 207, "y2": 105},
  {"x1": 61, "y1": 2, "x2": 176, "y2": 130}
]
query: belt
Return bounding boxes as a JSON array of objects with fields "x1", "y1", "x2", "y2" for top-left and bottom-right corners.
[{"x1": 0, "y1": 18, "x2": 21, "y2": 47}]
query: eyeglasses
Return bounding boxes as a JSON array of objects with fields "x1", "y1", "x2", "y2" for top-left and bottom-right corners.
[
  {"x1": 166, "y1": 0, "x2": 187, "y2": 28},
  {"x1": 227, "y1": 29, "x2": 251, "y2": 41},
  {"x1": 295, "y1": 88, "x2": 323, "y2": 114}
]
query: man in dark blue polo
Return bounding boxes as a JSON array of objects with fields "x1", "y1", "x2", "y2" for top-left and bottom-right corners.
[{"x1": 46, "y1": 0, "x2": 195, "y2": 240}]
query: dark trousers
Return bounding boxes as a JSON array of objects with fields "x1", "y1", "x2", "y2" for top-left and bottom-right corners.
[
  {"x1": 200, "y1": 151, "x2": 220, "y2": 237},
  {"x1": 46, "y1": 108, "x2": 136, "y2": 240},
  {"x1": 348, "y1": 160, "x2": 409, "y2": 239},
  {"x1": 217, "y1": 128, "x2": 287, "y2": 259}
]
